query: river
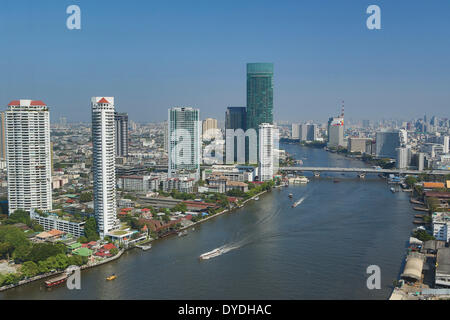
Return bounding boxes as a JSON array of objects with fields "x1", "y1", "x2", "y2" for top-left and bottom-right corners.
[{"x1": 0, "y1": 144, "x2": 414, "y2": 300}]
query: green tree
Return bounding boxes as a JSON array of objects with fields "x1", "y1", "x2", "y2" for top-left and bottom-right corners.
[
  {"x1": 55, "y1": 254, "x2": 69, "y2": 270},
  {"x1": 80, "y1": 192, "x2": 93, "y2": 202},
  {"x1": 21, "y1": 261, "x2": 39, "y2": 278},
  {"x1": 13, "y1": 244, "x2": 32, "y2": 263},
  {"x1": 27, "y1": 243, "x2": 65, "y2": 263},
  {"x1": 84, "y1": 217, "x2": 100, "y2": 241},
  {"x1": 77, "y1": 236, "x2": 88, "y2": 243},
  {"x1": 171, "y1": 202, "x2": 187, "y2": 213},
  {"x1": 110, "y1": 248, "x2": 119, "y2": 256}
]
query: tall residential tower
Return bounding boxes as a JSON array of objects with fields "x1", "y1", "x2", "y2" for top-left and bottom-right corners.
[
  {"x1": 92, "y1": 97, "x2": 119, "y2": 237},
  {"x1": 6, "y1": 100, "x2": 52, "y2": 214}
]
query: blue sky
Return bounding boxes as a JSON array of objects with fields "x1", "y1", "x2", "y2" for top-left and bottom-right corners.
[{"x1": 1, "y1": 0, "x2": 449, "y2": 123}]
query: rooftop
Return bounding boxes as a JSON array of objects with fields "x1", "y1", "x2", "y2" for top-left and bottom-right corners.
[{"x1": 437, "y1": 248, "x2": 450, "y2": 275}]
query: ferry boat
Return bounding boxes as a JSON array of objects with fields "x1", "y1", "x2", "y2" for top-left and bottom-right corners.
[
  {"x1": 106, "y1": 274, "x2": 117, "y2": 281},
  {"x1": 199, "y1": 248, "x2": 224, "y2": 260},
  {"x1": 288, "y1": 176, "x2": 309, "y2": 184},
  {"x1": 45, "y1": 273, "x2": 68, "y2": 288}
]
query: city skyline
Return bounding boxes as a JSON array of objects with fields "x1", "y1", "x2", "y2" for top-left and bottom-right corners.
[{"x1": 1, "y1": 1, "x2": 450, "y2": 122}]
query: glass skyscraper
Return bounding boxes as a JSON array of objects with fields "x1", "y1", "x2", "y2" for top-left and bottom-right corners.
[
  {"x1": 246, "y1": 63, "x2": 273, "y2": 163},
  {"x1": 225, "y1": 106, "x2": 247, "y2": 130},
  {"x1": 168, "y1": 107, "x2": 201, "y2": 180},
  {"x1": 246, "y1": 63, "x2": 274, "y2": 130}
]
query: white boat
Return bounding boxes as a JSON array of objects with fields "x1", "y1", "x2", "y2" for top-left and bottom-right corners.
[
  {"x1": 288, "y1": 176, "x2": 309, "y2": 184},
  {"x1": 390, "y1": 187, "x2": 396, "y2": 193},
  {"x1": 254, "y1": 197, "x2": 259, "y2": 201},
  {"x1": 199, "y1": 248, "x2": 224, "y2": 260}
]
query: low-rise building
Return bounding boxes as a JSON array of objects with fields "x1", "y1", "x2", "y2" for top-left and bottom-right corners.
[
  {"x1": 432, "y1": 212, "x2": 450, "y2": 242},
  {"x1": 30, "y1": 209, "x2": 85, "y2": 238},
  {"x1": 436, "y1": 248, "x2": 450, "y2": 287}
]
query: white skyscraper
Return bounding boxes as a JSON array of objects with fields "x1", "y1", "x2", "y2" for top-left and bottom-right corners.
[
  {"x1": 259, "y1": 123, "x2": 275, "y2": 182},
  {"x1": 168, "y1": 107, "x2": 201, "y2": 180},
  {"x1": 291, "y1": 123, "x2": 300, "y2": 139},
  {"x1": 6, "y1": 100, "x2": 52, "y2": 214},
  {"x1": 444, "y1": 136, "x2": 449, "y2": 154},
  {"x1": 91, "y1": 97, "x2": 118, "y2": 237}
]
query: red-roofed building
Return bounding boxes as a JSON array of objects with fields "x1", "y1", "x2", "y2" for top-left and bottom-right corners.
[
  {"x1": 30, "y1": 100, "x2": 46, "y2": 106},
  {"x1": 102, "y1": 243, "x2": 117, "y2": 251},
  {"x1": 98, "y1": 97, "x2": 110, "y2": 104},
  {"x1": 8, "y1": 100, "x2": 20, "y2": 106},
  {"x1": 95, "y1": 251, "x2": 112, "y2": 258}
]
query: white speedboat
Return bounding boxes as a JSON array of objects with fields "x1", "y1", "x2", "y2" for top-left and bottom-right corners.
[{"x1": 199, "y1": 248, "x2": 224, "y2": 260}]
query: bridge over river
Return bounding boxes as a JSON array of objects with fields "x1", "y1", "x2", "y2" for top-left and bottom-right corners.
[{"x1": 279, "y1": 166, "x2": 450, "y2": 176}]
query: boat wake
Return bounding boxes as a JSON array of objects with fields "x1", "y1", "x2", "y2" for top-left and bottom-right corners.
[{"x1": 292, "y1": 195, "x2": 307, "y2": 208}]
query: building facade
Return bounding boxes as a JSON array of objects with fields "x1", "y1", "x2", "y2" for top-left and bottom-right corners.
[
  {"x1": 246, "y1": 63, "x2": 274, "y2": 131},
  {"x1": 92, "y1": 97, "x2": 119, "y2": 237},
  {"x1": 30, "y1": 209, "x2": 85, "y2": 238},
  {"x1": 202, "y1": 118, "x2": 218, "y2": 140},
  {"x1": 225, "y1": 107, "x2": 246, "y2": 131},
  {"x1": 0, "y1": 112, "x2": 6, "y2": 160},
  {"x1": 6, "y1": 100, "x2": 52, "y2": 214},
  {"x1": 327, "y1": 116, "x2": 344, "y2": 147},
  {"x1": 114, "y1": 112, "x2": 128, "y2": 157},
  {"x1": 376, "y1": 131, "x2": 402, "y2": 159},
  {"x1": 258, "y1": 123, "x2": 275, "y2": 181},
  {"x1": 168, "y1": 107, "x2": 201, "y2": 180}
]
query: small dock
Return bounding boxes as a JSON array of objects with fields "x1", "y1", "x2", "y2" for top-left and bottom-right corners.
[
  {"x1": 136, "y1": 244, "x2": 152, "y2": 251},
  {"x1": 410, "y1": 199, "x2": 424, "y2": 205},
  {"x1": 413, "y1": 207, "x2": 429, "y2": 212}
]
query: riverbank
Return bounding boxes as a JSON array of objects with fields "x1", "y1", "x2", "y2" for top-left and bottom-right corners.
[
  {"x1": 166, "y1": 190, "x2": 269, "y2": 234},
  {"x1": 0, "y1": 249, "x2": 125, "y2": 292}
]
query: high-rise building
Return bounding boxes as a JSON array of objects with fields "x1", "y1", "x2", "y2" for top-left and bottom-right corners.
[
  {"x1": 92, "y1": 97, "x2": 119, "y2": 237},
  {"x1": 299, "y1": 123, "x2": 319, "y2": 142},
  {"x1": 0, "y1": 112, "x2": 6, "y2": 160},
  {"x1": 246, "y1": 63, "x2": 274, "y2": 130},
  {"x1": 444, "y1": 136, "x2": 449, "y2": 154},
  {"x1": 6, "y1": 100, "x2": 52, "y2": 214},
  {"x1": 202, "y1": 118, "x2": 218, "y2": 140},
  {"x1": 114, "y1": 112, "x2": 128, "y2": 157},
  {"x1": 376, "y1": 131, "x2": 402, "y2": 158},
  {"x1": 168, "y1": 107, "x2": 201, "y2": 180},
  {"x1": 163, "y1": 121, "x2": 168, "y2": 153},
  {"x1": 259, "y1": 123, "x2": 275, "y2": 182},
  {"x1": 396, "y1": 146, "x2": 411, "y2": 169},
  {"x1": 291, "y1": 123, "x2": 300, "y2": 139},
  {"x1": 327, "y1": 116, "x2": 344, "y2": 148},
  {"x1": 348, "y1": 138, "x2": 370, "y2": 154},
  {"x1": 225, "y1": 107, "x2": 246, "y2": 131}
]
